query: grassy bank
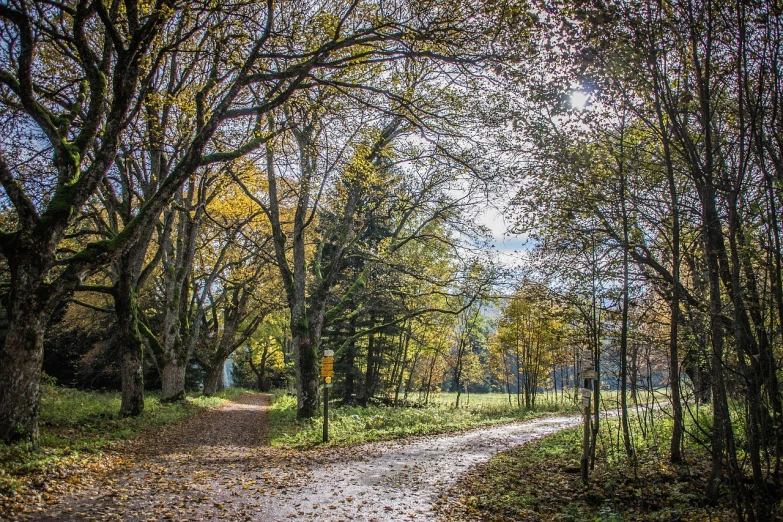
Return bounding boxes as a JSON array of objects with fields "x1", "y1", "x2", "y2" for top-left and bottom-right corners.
[
  {"x1": 267, "y1": 391, "x2": 580, "y2": 447},
  {"x1": 0, "y1": 385, "x2": 249, "y2": 502},
  {"x1": 439, "y1": 407, "x2": 739, "y2": 521}
]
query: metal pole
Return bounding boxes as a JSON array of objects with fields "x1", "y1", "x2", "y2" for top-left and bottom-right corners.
[{"x1": 323, "y1": 384, "x2": 329, "y2": 443}]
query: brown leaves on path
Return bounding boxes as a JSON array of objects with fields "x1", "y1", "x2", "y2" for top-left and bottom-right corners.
[
  {"x1": 10, "y1": 396, "x2": 583, "y2": 522},
  {"x1": 13, "y1": 393, "x2": 370, "y2": 521},
  {"x1": 10, "y1": 393, "x2": 285, "y2": 521}
]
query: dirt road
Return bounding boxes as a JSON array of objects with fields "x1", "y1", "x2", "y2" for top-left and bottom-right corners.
[{"x1": 30, "y1": 395, "x2": 582, "y2": 521}]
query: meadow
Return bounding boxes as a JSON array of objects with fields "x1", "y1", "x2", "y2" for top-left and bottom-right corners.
[{"x1": 267, "y1": 390, "x2": 580, "y2": 447}]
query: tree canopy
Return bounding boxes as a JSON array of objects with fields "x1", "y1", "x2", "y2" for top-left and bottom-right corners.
[{"x1": 1, "y1": 0, "x2": 782, "y2": 517}]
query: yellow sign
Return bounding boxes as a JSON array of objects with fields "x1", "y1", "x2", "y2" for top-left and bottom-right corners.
[
  {"x1": 325, "y1": 376, "x2": 332, "y2": 384},
  {"x1": 321, "y1": 356, "x2": 334, "y2": 378}
]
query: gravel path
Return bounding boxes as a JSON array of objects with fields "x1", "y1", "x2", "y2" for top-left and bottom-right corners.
[
  {"x1": 30, "y1": 395, "x2": 582, "y2": 521},
  {"x1": 261, "y1": 414, "x2": 583, "y2": 521}
]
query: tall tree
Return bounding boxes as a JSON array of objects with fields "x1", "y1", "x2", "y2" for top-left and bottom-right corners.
[
  {"x1": 0, "y1": 0, "x2": 183, "y2": 440},
  {"x1": 504, "y1": 0, "x2": 783, "y2": 515},
  {"x1": 0, "y1": 0, "x2": 499, "y2": 440}
]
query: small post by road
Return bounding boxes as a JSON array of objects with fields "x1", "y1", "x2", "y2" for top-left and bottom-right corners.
[
  {"x1": 323, "y1": 382, "x2": 329, "y2": 443},
  {"x1": 580, "y1": 350, "x2": 596, "y2": 484},
  {"x1": 321, "y1": 349, "x2": 334, "y2": 443},
  {"x1": 581, "y1": 383, "x2": 591, "y2": 483}
]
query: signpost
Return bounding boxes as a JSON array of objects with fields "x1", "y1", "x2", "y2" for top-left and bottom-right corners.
[
  {"x1": 580, "y1": 350, "x2": 595, "y2": 484},
  {"x1": 579, "y1": 370, "x2": 598, "y2": 381},
  {"x1": 321, "y1": 350, "x2": 334, "y2": 443},
  {"x1": 581, "y1": 349, "x2": 594, "y2": 370}
]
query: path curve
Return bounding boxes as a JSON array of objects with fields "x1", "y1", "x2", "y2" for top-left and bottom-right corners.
[
  {"x1": 263, "y1": 414, "x2": 583, "y2": 521},
  {"x1": 30, "y1": 395, "x2": 583, "y2": 521}
]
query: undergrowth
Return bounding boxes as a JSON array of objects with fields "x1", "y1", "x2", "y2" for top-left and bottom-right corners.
[{"x1": 440, "y1": 407, "x2": 743, "y2": 521}]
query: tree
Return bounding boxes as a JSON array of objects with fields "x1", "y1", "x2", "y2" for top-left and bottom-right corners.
[
  {"x1": 503, "y1": 0, "x2": 783, "y2": 514},
  {"x1": 0, "y1": 0, "x2": 500, "y2": 440},
  {"x1": 231, "y1": 311, "x2": 290, "y2": 392},
  {"x1": 193, "y1": 174, "x2": 282, "y2": 396},
  {"x1": 0, "y1": 0, "x2": 184, "y2": 440},
  {"x1": 497, "y1": 282, "x2": 563, "y2": 409}
]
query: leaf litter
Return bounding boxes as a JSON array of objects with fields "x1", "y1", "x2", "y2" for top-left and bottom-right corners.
[
  {"x1": 7, "y1": 394, "x2": 584, "y2": 521},
  {"x1": 436, "y1": 426, "x2": 739, "y2": 522}
]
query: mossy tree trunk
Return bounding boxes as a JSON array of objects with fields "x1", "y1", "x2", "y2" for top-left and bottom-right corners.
[
  {"x1": 158, "y1": 186, "x2": 203, "y2": 401},
  {"x1": 160, "y1": 358, "x2": 188, "y2": 402},
  {"x1": 203, "y1": 362, "x2": 225, "y2": 397},
  {"x1": 0, "y1": 275, "x2": 48, "y2": 442},
  {"x1": 116, "y1": 269, "x2": 146, "y2": 417}
]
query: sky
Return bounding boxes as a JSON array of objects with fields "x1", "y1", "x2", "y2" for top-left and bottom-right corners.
[
  {"x1": 476, "y1": 202, "x2": 529, "y2": 265},
  {"x1": 473, "y1": 89, "x2": 590, "y2": 266}
]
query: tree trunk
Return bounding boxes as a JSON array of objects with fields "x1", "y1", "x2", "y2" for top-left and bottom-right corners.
[
  {"x1": 683, "y1": 352, "x2": 711, "y2": 404},
  {"x1": 293, "y1": 315, "x2": 319, "y2": 418},
  {"x1": 363, "y1": 325, "x2": 378, "y2": 403},
  {"x1": 502, "y1": 349, "x2": 512, "y2": 406},
  {"x1": 669, "y1": 293, "x2": 683, "y2": 462},
  {"x1": 156, "y1": 193, "x2": 203, "y2": 405},
  {"x1": 660, "y1": 102, "x2": 683, "y2": 462},
  {"x1": 203, "y1": 359, "x2": 226, "y2": 397},
  {"x1": 523, "y1": 336, "x2": 531, "y2": 409},
  {"x1": 295, "y1": 338, "x2": 319, "y2": 418},
  {"x1": 0, "y1": 315, "x2": 46, "y2": 442},
  {"x1": 161, "y1": 360, "x2": 187, "y2": 402},
  {"x1": 342, "y1": 315, "x2": 357, "y2": 403},
  {"x1": 454, "y1": 342, "x2": 465, "y2": 409},
  {"x1": 258, "y1": 346, "x2": 271, "y2": 392},
  {"x1": 619, "y1": 221, "x2": 633, "y2": 459},
  {"x1": 389, "y1": 328, "x2": 405, "y2": 400},
  {"x1": 589, "y1": 230, "x2": 602, "y2": 470},
  {"x1": 515, "y1": 337, "x2": 522, "y2": 409},
  {"x1": 0, "y1": 240, "x2": 62, "y2": 442},
  {"x1": 701, "y1": 184, "x2": 734, "y2": 503},
  {"x1": 342, "y1": 339, "x2": 356, "y2": 402},
  {"x1": 117, "y1": 314, "x2": 145, "y2": 416},
  {"x1": 590, "y1": 344, "x2": 600, "y2": 470},
  {"x1": 423, "y1": 353, "x2": 438, "y2": 405},
  {"x1": 115, "y1": 261, "x2": 145, "y2": 417},
  {"x1": 616, "y1": 122, "x2": 634, "y2": 460},
  {"x1": 394, "y1": 327, "x2": 411, "y2": 405},
  {"x1": 404, "y1": 348, "x2": 421, "y2": 402},
  {"x1": 258, "y1": 370, "x2": 270, "y2": 392}
]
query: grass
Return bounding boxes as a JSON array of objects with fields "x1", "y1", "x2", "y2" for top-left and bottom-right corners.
[
  {"x1": 427, "y1": 388, "x2": 673, "y2": 410},
  {"x1": 267, "y1": 391, "x2": 580, "y2": 448},
  {"x1": 431, "y1": 390, "x2": 569, "y2": 408},
  {"x1": 0, "y1": 385, "x2": 250, "y2": 499},
  {"x1": 440, "y1": 406, "x2": 741, "y2": 521},
  {"x1": 6, "y1": 385, "x2": 719, "y2": 519}
]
